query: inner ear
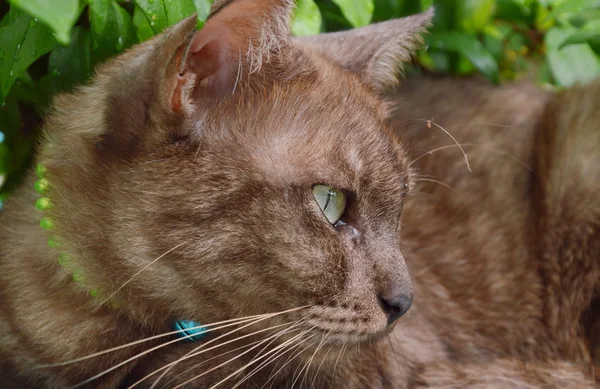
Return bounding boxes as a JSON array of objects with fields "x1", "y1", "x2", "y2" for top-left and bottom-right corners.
[
  {"x1": 171, "y1": 35, "x2": 231, "y2": 113},
  {"x1": 165, "y1": 0, "x2": 295, "y2": 114}
]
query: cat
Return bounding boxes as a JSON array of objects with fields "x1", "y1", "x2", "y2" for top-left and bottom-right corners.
[{"x1": 0, "y1": 0, "x2": 598, "y2": 388}]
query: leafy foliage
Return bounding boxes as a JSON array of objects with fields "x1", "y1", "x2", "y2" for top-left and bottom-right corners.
[{"x1": 0, "y1": 0, "x2": 600, "y2": 204}]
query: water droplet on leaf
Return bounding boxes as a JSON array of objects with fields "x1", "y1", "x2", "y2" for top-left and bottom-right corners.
[
  {"x1": 29, "y1": 18, "x2": 38, "y2": 28},
  {"x1": 13, "y1": 54, "x2": 20, "y2": 62},
  {"x1": 115, "y1": 37, "x2": 124, "y2": 51}
]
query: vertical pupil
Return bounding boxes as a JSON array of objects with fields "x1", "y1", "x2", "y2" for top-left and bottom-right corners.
[{"x1": 323, "y1": 190, "x2": 334, "y2": 211}]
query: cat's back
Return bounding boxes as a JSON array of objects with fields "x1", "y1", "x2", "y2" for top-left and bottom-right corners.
[{"x1": 388, "y1": 75, "x2": 554, "y2": 359}]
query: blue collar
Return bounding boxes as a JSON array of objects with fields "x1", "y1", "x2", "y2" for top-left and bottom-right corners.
[{"x1": 173, "y1": 319, "x2": 208, "y2": 342}]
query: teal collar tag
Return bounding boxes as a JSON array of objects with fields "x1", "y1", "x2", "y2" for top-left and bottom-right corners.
[{"x1": 173, "y1": 320, "x2": 208, "y2": 342}]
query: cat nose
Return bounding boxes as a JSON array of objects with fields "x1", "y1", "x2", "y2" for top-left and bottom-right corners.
[{"x1": 379, "y1": 293, "x2": 413, "y2": 325}]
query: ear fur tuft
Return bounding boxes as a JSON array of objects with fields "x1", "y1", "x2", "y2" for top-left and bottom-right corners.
[{"x1": 297, "y1": 8, "x2": 434, "y2": 93}]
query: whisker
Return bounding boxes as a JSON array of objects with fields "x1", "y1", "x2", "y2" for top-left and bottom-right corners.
[
  {"x1": 172, "y1": 322, "x2": 308, "y2": 389},
  {"x1": 158, "y1": 338, "x2": 267, "y2": 389},
  {"x1": 408, "y1": 190, "x2": 441, "y2": 201},
  {"x1": 68, "y1": 307, "x2": 307, "y2": 389},
  {"x1": 95, "y1": 241, "x2": 190, "y2": 310},
  {"x1": 402, "y1": 119, "x2": 471, "y2": 172},
  {"x1": 70, "y1": 317, "x2": 271, "y2": 389},
  {"x1": 310, "y1": 336, "x2": 334, "y2": 388},
  {"x1": 145, "y1": 307, "x2": 308, "y2": 388},
  {"x1": 38, "y1": 314, "x2": 272, "y2": 368},
  {"x1": 387, "y1": 334, "x2": 401, "y2": 370},
  {"x1": 229, "y1": 328, "x2": 314, "y2": 389},
  {"x1": 332, "y1": 342, "x2": 346, "y2": 380},
  {"x1": 410, "y1": 143, "x2": 533, "y2": 171},
  {"x1": 414, "y1": 178, "x2": 459, "y2": 195},
  {"x1": 133, "y1": 318, "x2": 301, "y2": 389},
  {"x1": 297, "y1": 329, "x2": 330, "y2": 389},
  {"x1": 263, "y1": 338, "x2": 318, "y2": 389}
]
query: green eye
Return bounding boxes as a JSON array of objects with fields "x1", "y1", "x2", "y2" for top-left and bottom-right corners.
[{"x1": 312, "y1": 185, "x2": 347, "y2": 225}]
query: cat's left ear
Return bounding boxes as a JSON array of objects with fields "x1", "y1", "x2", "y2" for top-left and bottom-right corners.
[
  {"x1": 296, "y1": 8, "x2": 434, "y2": 94},
  {"x1": 159, "y1": 0, "x2": 295, "y2": 114}
]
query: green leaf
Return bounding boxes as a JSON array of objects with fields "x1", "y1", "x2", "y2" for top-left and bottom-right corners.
[
  {"x1": 0, "y1": 8, "x2": 57, "y2": 103},
  {"x1": 494, "y1": 0, "x2": 532, "y2": 24},
  {"x1": 456, "y1": 0, "x2": 497, "y2": 33},
  {"x1": 292, "y1": 0, "x2": 323, "y2": 36},
  {"x1": 545, "y1": 27, "x2": 600, "y2": 86},
  {"x1": 133, "y1": 0, "x2": 206, "y2": 41},
  {"x1": 133, "y1": 6, "x2": 155, "y2": 42},
  {"x1": 426, "y1": 31, "x2": 500, "y2": 83},
  {"x1": 429, "y1": 0, "x2": 457, "y2": 32},
  {"x1": 331, "y1": 0, "x2": 374, "y2": 27},
  {"x1": 89, "y1": 0, "x2": 136, "y2": 65},
  {"x1": 421, "y1": 0, "x2": 434, "y2": 10},
  {"x1": 9, "y1": 0, "x2": 81, "y2": 44},
  {"x1": 549, "y1": 0, "x2": 600, "y2": 18},
  {"x1": 48, "y1": 27, "x2": 92, "y2": 94},
  {"x1": 193, "y1": 0, "x2": 215, "y2": 29},
  {"x1": 567, "y1": 8, "x2": 600, "y2": 27},
  {"x1": 168, "y1": 0, "x2": 197, "y2": 25},
  {"x1": 558, "y1": 27, "x2": 600, "y2": 47},
  {"x1": 133, "y1": 0, "x2": 169, "y2": 36},
  {"x1": 316, "y1": 0, "x2": 354, "y2": 31}
]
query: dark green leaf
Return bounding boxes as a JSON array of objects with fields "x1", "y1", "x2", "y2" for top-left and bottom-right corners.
[
  {"x1": 494, "y1": 0, "x2": 532, "y2": 24},
  {"x1": 0, "y1": 8, "x2": 57, "y2": 103},
  {"x1": 292, "y1": 0, "x2": 323, "y2": 36},
  {"x1": 133, "y1": 0, "x2": 169, "y2": 36},
  {"x1": 316, "y1": 0, "x2": 353, "y2": 32},
  {"x1": 426, "y1": 31, "x2": 500, "y2": 83},
  {"x1": 48, "y1": 27, "x2": 92, "y2": 94},
  {"x1": 9, "y1": 0, "x2": 81, "y2": 44},
  {"x1": 331, "y1": 0, "x2": 374, "y2": 27},
  {"x1": 372, "y1": 0, "x2": 403, "y2": 22},
  {"x1": 429, "y1": 0, "x2": 456, "y2": 32},
  {"x1": 89, "y1": 0, "x2": 136, "y2": 65},
  {"x1": 133, "y1": 6, "x2": 155, "y2": 42}
]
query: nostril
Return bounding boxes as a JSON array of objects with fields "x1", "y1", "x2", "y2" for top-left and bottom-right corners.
[{"x1": 378, "y1": 294, "x2": 413, "y2": 325}]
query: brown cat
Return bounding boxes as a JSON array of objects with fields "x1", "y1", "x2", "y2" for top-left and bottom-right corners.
[{"x1": 0, "y1": 0, "x2": 598, "y2": 388}]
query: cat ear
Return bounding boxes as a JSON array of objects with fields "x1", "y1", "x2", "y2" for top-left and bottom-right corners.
[
  {"x1": 296, "y1": 8, "x2": 434, "y2": 93},
  {"x1": 96, "y1": 0, "x2": 294, "y2": 157},
  {"x1": 161, "y1": 0, "x2": 295, "y2": 113}
]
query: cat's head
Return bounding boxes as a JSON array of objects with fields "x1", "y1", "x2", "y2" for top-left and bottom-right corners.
[{"x1": 39, "y1": 0, "x2": 432, "y2": 345}]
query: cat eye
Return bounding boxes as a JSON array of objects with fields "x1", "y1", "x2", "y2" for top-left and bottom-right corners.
[{"x1": 312, "y1": 185, "x2": 347, "y2": 225}]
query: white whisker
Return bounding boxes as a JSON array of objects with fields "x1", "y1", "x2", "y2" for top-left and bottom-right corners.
[
  {"x1": 204, "y1": 327, "x2": 313, "y2": 389},
  {"x1": 145, "y1": 306, "x2": 308, "y2": 388},
  {"x1": 95, "y1": 241, "x2": 190, "y2": 310},
  {"x1": 230, "y1": 329, "x2": 314, "y2": 389},
  {"x1": 172, "y1": 322, "x2": 305, "y2": 389}
]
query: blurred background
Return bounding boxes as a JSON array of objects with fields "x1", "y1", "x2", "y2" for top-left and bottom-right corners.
[{"x1": 1, "y1": 0, "x2": 599, "y2": 207}]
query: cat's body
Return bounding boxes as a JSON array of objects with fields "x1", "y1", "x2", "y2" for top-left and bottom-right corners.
[{"x1": 1, "y1": 1, "x2": 599, "y2": 388}]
